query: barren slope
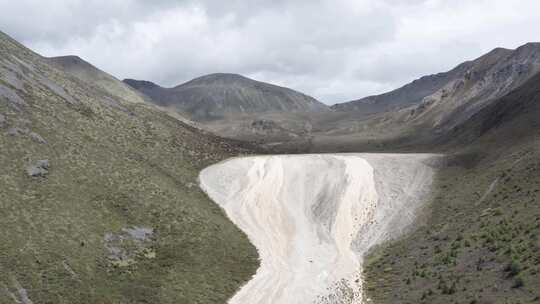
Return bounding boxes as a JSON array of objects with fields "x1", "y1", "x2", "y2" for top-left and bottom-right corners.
[{"x1": 200, "y1": 154, "x2": 437, "y2": 304}]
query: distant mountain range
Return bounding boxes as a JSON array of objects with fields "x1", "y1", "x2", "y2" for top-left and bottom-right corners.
[
  {"x1": 36, "y1": 34, "x2": 540, "y2": 151},
  {"x1": 115, "y1": 42, "x2": 540, "y2": 150}
]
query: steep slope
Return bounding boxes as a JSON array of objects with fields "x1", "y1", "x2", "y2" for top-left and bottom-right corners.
[
  {"x1": 0, "y1": 31, "x2": 257, "y2": 303},
  {"x1": 408, "y1": 43, "x2": 540, "y2": 130},
  {"x1": 124, "y1": 73, "x2": 329, "y2": 121},
  {"x1": 182, "y1": 44, "x2": 540, "y2": 151},
  {"x1": 362, "y1": 63, "x2": 540, "y2": 303},
  {"x1": 331, "y1": 62, "x2": 475, "y2": 115},
  {"x1": 441, "y1": 67, "x2": 540, "y2": 145},
  {"x1": 363, "y1": 128, "x2": 540, "y2": 304},
  {"x1": 293, "y1": 44, "x2": 540, "y2": 153},
  {"x1": 331, "y1": 48, "x2": 513, "y2": 114},
  {"x1": 46, "y1": 55, "x2": 148, "y2": 105}
]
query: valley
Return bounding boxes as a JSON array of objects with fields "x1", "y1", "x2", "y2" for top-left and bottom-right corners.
[{"x1": 1, "y1": 7, "x2": 540, "y2": 303}]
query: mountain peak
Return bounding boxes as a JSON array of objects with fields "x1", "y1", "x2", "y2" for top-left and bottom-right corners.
[
  {"x1": 123, "y1": 78, "x2": 162, "y2": 90},
  {"x1": 514, "y1": 42, "x2": 540, "y2": 55},
  {"x1": 46, "y1": 55, "x2": 95, "y2": 70},
  {"x1": 126, "y1": 73, "x2": 328, "y2": 120},
  {"x1": 178, "y1": 73, "x2": 255, "y2": 88}
]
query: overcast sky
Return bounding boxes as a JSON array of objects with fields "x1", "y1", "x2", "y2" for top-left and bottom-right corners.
[{"x1": 2, "y1": 0, "x2": 540, "y2": 104}]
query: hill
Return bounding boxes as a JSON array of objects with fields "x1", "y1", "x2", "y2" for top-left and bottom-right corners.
[
  {"x1": 0, "y1": 31, "x2": 257, "y2": 303},
  {"x1": 331, "y1": 44, "x2": 540, "y2": 125},
  {"x1": 46, "y1": 55, "x2": 148, "y2": 105},
  {"x1": 361, "y1": 62, "x2": 540, "y2": 303},
  {"x1": 124, "y1": 73, "x2": 329, "y2": 121}
]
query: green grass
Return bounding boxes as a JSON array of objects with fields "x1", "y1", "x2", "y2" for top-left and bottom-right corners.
[
  {"x1": 363, "y1": 142, "x2": 540, "y2": 303},
  {"x1": 0, "y1": 32, "x2": 258, "y2": 304}
]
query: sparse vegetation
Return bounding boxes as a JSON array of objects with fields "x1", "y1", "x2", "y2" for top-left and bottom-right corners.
[
  {"x1": 0, "y1": 31, "x2": 258, "y2": 303},
  {"x1": 364, "y1": 142, "x2": 540, "y2": 303}
]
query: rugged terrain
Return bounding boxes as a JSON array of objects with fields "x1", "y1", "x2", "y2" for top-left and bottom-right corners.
[
  {"x1": 362, "y1": 62, "x2": 540, "y2": 303},
  {"x1": 122, "y1": 43, "x2": 540, "y2": 154},
  {"x1": 313, "y1": 43, "x2": 540, "y2": 151},
  {"x1": 0, "y1": 31, "x2": 258, "y2": 304},
  {"x1": 2, "y1": 27, "x2": 540, "y2": 304},
  {"x1": 330, "y1": 60, "x2": 472, "y2": 115}
]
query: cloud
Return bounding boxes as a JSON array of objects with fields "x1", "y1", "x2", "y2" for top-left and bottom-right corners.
[{"x1": 2, "y1": 0, "x2": 540, "y2": 104}]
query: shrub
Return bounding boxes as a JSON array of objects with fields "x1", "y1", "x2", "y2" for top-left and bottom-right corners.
[
  {"x1": 505, "y1": 260, "x2": 521, "y2": 277},
  {"x1": 512, "y1": 276, "x2": 524, "y2": 288}
]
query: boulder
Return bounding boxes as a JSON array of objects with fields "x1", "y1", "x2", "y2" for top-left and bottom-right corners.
[
  {"x1": 29, "y1": 132, "x2": 47, "y2": 144},
  {"x1": 7, "y1": 127, "x2": 27, "y2": 136},
  {"x1": 27, "y1": 159, "x2": 49, "y2": 177}
]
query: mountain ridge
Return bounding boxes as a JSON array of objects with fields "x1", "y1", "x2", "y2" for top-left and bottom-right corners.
[
  {"x1": 331, "y1": 44, "x2": 539, "y2": 119},
  {"x1": 46, "y1": 55, "x2": 149, "y2": 105}
]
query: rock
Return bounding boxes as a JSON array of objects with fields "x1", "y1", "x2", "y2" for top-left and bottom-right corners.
[
  {"x1": 121, "y1": 226, "x2": 154, "y2": 241},
  {"x1": 0, "y1": 85, "x2": 26, "y2": 106},
  {"x1": 0, "y1": 114, "x2": 5, "y2": 127},
  {"x1": 29, "y1": 132, "x2": 47, "y2": 144},
  {"x1": 7, "y1": 127, "x2": 27, "y2": 136},
  {"x1": 26, "y1": 159, "x2": 49, "y2": 177},
  {"x1": 105, "y1": 226, "x2": 154, "y2": 266}
]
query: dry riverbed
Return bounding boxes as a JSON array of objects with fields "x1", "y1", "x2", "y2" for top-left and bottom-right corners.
[{"x1": 200, "y1": 154, "x2": 438, "y2": 304}]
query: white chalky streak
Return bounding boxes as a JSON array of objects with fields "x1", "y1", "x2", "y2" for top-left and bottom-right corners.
[{"x1": 200, "y1": 154, "x2": 436, "y2": 304}]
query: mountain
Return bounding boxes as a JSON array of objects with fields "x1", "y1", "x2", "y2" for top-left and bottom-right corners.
[
  {"x1": 300, "y1": 43, "x2": 540, "y2": 153},
  {"x1": 442, "y1": 67, "x2": 540, "y2": 145},
  {"x1": 331, "y1": 60, "x2": 475, "y2": 114},
  {"x1": 0, "y1": 31, "x2": 257, "y2": 303},
  {"x1": 332, "y1": 44, "x2": 540, "y2": 128},
  {"x1": 162, "y1": 43, "x2": 540, "y2": 151},
  {"x1": 363, "y1": 71, "x2": 540, "y2": 303},
  {"x1": 408, "y1": 43, "x2": 540, "y2": 130},
  {"x1": 124, "y1": 73, "x2": 329, "y2": 121},
  {"x1": 46, "y1": 55, "x2": 148, "y2": 105}
]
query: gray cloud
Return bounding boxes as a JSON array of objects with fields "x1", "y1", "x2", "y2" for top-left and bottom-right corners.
[{"x1": 2, "y1": 0, "x2": 540, "y2": 104}]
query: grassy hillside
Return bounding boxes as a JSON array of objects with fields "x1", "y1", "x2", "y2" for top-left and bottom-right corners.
[
  {"x1": 363, "y1": 75, "x2": 540, "y2": 303},
  {"x1": 0, "y1": 31, "x2": 258, "y2": 303}
]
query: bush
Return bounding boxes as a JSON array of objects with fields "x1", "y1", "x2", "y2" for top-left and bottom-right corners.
[
  {"x1": 505, "y1": 260, "x2": 521, "y2": 277},
  {"x1": 512, "y1": 276, "x2": 524, "y2": 288}
]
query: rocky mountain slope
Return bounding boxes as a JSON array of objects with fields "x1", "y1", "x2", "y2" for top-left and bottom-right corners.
[
  {"x1": 441, "y1": 69, "x2": 540, "y2": 145},
  {"x1": 408, "y1": 43, "x2": 540, "y2": 130},
  {"x1": 330, "y1": 60, "x2": 474, "y2": 115},
  {"x1": 124, "y1": 73, "x2": 329, "y2": 121},
  {"x1": 332, "y1": 44, "x2": 540, "y2": 124},
  {"x1": 129, "y1": 43, "x2": 540, "y2": 152},
  {"x1": 361, "y1": 61, "x2": 540, "y2": 303},
  {"x1": 0, "y1": 30, "x2": 257, "y2": 304},
  {"x1": 267, "y1": 43, "x2": 540, "y2": 153}
]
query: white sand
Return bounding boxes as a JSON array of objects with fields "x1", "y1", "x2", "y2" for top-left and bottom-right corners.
[{"x1": 200, "y1": 154, "x2": 437, "y2": 304}]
